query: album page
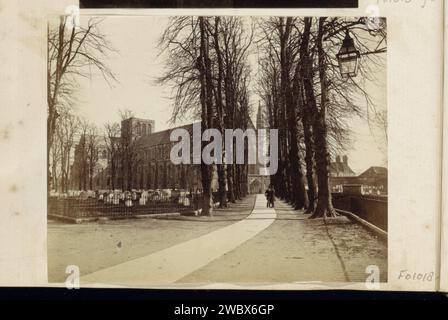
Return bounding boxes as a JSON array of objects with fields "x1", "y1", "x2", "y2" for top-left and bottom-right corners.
[{"x1": 0, "y1": 0, "x2": 444, "y2": 292}]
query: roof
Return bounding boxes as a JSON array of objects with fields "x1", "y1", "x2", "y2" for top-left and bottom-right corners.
[
  {"x1": 358, "y1": 166, "x2": 388, "y2": 178},
  {"x1": 136, "y1": 123, "x2": 194, "y2": 148},
  {"x1": 136, "y1": 120, "x2": 258, "y2": 149}
]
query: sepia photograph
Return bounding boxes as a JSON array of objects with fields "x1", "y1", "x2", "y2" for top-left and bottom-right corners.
[{"x1": 46, "y1": 14, "x2": 388, "y2": 287}]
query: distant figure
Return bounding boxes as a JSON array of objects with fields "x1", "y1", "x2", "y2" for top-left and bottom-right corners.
[{"x1": 265, "y1": 186, "x2": 275, "y2": 208}]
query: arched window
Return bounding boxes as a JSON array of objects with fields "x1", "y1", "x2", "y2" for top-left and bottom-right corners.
[
  {"x1": 142, "y1": 124, "x2": 146, "y2": 135},
  {"x1": 136, "y1": 123, "x2": 141, "y2": 135}
]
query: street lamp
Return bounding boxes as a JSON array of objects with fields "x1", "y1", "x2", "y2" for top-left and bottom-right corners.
[{"x1": 337, "y1": 30, "x2": 360, "y2": 78}]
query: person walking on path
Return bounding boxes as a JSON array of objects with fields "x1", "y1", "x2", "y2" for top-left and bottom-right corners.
[{"x1": 265, "y1": 186, "x2": 275, "y2": 208}]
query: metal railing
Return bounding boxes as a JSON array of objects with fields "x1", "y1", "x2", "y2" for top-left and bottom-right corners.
[{"x1": 48, "y1": 191, "x2": 204, "y2": 219}]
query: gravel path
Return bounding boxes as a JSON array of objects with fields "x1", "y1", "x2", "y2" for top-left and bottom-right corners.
[{"x1": 179, "y1": 199, "x2": 387, "y2": 285}]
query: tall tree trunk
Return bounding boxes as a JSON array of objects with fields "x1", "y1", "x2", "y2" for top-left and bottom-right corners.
[
  {"x1": 223, "y1": 52, "x2": 236, "y2": 204},
  {"x1": 198, "y1": 17, "x2": 214, "y2": 216},
  {"x1": 226, "y1": 163, "x2": 236, "y2": 203},
  {"x1": 235, "y1": 165, "x2": 241, "y2": 200},
  {"x1": 111, "y1": 160, "x2": 116, "y2": 190},
  {"x1": 213, "y1": 17, "x2": 228, "y2": 208},
  {"x1": 300, "y1": 82, "x2": 317, "y2": 213},
  {"x1": 89, "y1": 164, "x2": 93, "y2": 190},
  {"x1": 47, "y1": 19, "x2": 65, "y2": 192},
  {"x1": 224, "y1": 91, "x2": 236, "y2": 203},
  {"x1": 297, "y1": 18, "x2": 317, "y2": 213},
  {"x1": 65, "y1": 153, "x2": 71, "y2": 193},
  {"x1": 280, "y1": 17, "x2": 307, "y2": 209},
  {"x1": 310, "y1": 17, "x2": 337, "y2": 219}
]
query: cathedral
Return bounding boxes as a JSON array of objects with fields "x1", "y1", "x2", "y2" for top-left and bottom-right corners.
[{"x1": 70, "y1": 105, "x2": 270, "y2": 194}]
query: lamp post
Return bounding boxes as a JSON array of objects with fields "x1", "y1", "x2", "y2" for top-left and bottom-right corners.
[{"x1": 337, "y1": 30, "x2": 360, "y2": 78}]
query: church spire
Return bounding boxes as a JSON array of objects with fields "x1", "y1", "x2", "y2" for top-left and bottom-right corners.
[{"x1": 256, "y1": 101, "x2": 265, "y2": 129}]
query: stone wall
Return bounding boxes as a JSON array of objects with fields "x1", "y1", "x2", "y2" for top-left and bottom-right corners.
[{"x1": 332, "y1": 193, "x2": 388, "y2": 231}]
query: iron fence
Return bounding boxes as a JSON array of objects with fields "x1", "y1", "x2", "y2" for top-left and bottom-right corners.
[{"x1": 48, "y1": 192, "x2": 204, "y2": 219}]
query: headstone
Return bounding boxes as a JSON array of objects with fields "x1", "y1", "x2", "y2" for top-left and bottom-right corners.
[
  {"x1": 79, "y1": 191, "x2": 88, "y2": 200},
  {"x1": 139, "y1": 191, "x2": 148, "y2": 206},
  {"x1": 113, "y1": 192, "x2": 120, "y2": 205},
  {"x1": 125, "y1": 191, "x2": 133, "y2": 207}
]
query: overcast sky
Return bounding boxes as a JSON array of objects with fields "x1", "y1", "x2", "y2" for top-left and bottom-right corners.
[{"x1": 72, "y1": 15, "x2": 387, "y2": 175}]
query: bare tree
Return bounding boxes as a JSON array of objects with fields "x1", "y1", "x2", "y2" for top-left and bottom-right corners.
[
  {"x1": 50, "y1": 132, "x2": 62, "y2": 192},
  {"x1": 55, "y1": 110, "x2": 80, "y2": 192},
  {"x1": 297, "y1": 17, "x2": 317, "y2": 213},
  {"x1": 309, "y1": 17, "x2": 386, "y2": 218},
  {"x1": 218, "y1": 17, "x2": 253, "y2": 202},
  {"x1": 197, "y1": 17, "x2": 216, "y2": 216},
  {"x1": 256, "y1": 17, "x2": 308, "y2": 208},
  {"x1": 76, "y1": 120, "x2": 90, "y2": 190},
  {"x1": 159, "y1": 17, "x2": 255, "y2": 214},
  {"x1": 210, "y1": 16, "x2": 228, "y2": 208},
  {"x1": 47, "y1": 16, "x2": 116, "y2": 191},
  {"x1": 308, "y1": 17, "x2": 336, "y2": 218},
  {"x1": 208, "y1": 16, "x2": 254, "y2": 206}
]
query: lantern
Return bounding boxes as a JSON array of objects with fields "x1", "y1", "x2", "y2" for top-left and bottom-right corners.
[{"x1": 337, "y1": 30, "x2": 360, "y2": 78}]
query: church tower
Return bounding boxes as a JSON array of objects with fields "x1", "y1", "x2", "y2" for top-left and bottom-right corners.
[
  {"x1": 121, "y1": 117, "x2": 155, "y2": 139},
  {"x1": 256, "y1": 101, "x2": 270, "y2": 176},
  {"x1": 256, "y1": 101, "x2": 266, "y2": 129}
]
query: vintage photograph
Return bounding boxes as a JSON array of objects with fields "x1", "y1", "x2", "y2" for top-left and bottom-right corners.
[{"x1": 46, "y1": 14, "x2": 388, "y2": 286}]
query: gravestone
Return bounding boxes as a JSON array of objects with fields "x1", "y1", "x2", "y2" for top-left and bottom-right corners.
[
  {"x1": 125, "y1": 191, "x2": 133, "y2": 207},
  {"x1": 113, "y1": 192, "x2": 120, "y2": 205},
  {"x1": 139, "y1": 190, "x2": 148, "y2": 206}
]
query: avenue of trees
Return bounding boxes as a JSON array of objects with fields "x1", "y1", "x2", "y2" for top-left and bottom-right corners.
[
  {"x1": 159, "y1": 16, "x2": 386, "y2": 218},
  {"x1": 47, "y1": 15, "x2": 386, "y2": 220},
  {"x1": 257, "y1": 17, "x2": 386, "y2": 217}
]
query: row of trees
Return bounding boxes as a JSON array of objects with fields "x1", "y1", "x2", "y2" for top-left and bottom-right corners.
[
  {"x1": 158, "y1": 17, "x2": 256, "y2": 216},
  {"x1": 49, "y1": 111, "x2": 101, "y2": 193},
  {"x1": 160, "y1": 16, "x2": 386, "y2": 218},
  {"x1": 257, "y1": 17, "x2": 386, "y2": 218},
  {"x1": 47, "y1": 15, "x2": 386, "y2": 219}
]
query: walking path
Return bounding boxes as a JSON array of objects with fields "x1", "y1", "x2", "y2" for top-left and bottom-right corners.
[
  {"x1": 180, "y1": 199, "x2": 387, "y2": 284},
  {"x1": 81, "y1": 194, "x2": 276, "y2": 286}
]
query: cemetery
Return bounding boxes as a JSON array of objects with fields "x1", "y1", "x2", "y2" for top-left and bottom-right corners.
[{"x1": 48, "y1": 189, "x2": 204, "y2": 221}]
